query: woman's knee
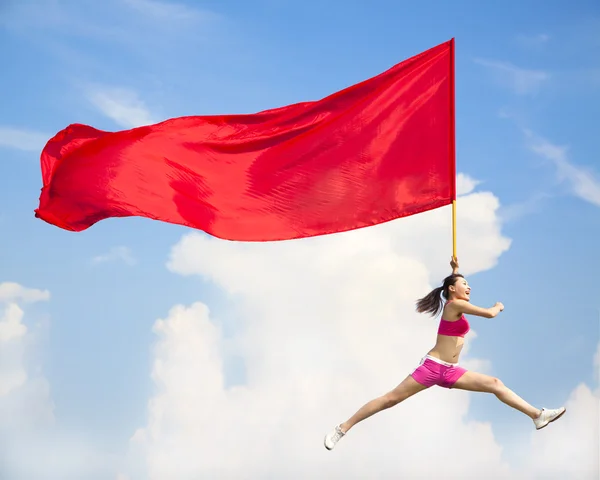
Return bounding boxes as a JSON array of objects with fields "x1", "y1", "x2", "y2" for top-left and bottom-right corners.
[
  {"x1": 381, "y1": 392, "x2": 403, "y2": 408},
  {"x1": 488, "y1": 377, "x2": 505, "y2": 394}
]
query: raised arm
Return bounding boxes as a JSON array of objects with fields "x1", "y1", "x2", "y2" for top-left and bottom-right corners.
[
  {"x1": 450, "y1": 256, "x2": 460, "y2": 275},
  {"x1": 449, "y1": 299, "x2": 504, "y2": 319}
]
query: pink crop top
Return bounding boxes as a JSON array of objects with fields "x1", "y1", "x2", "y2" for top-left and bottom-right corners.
[{"x1": 437, "y1": 314, "x2": 470, "y2": 337}]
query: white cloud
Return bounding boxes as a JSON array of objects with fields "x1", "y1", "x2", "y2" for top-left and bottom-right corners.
[
  {"x1": 5, "y1": 430, "x2": 122, "y2": 480},
  {"x1": 87, "y1": 86, "x2": 157, "y2": 128},
  {"x1": 595, "y1": 339, "x2": 600, "y2": 385},
  {"x1": 0, "y1": 283, "x2": 53, "y2": 427},
  {"x1": 525, "y1": 130, "x2": 600, "y2": 207},
  {"x1": 0, "y1": 126, "x2": 49, "y2": 152},
  {"x1": 457, "y1": 173, "x2": 482, "y2": 196},
  {"x1": 123, "y1": 172, "x2": 599, "y2": 479},
  {"x1": 523, "y1": 341, "x2": 600, "y2": 479},
  {"x1": 92, "y1": 246, "x2": 136, "y2": 266},
  {"x1": 0, "y1": 303, "x2": 29, "y2": 396},
  {"x1": 0, "y1": 303, "x2": 28, "y2": 344},
  {"x1": 474, "y1": 58, "x2": 549, "y2": 95},
  {"x1": 0, "y1": 282, "x2": 121, "y2": 479},
  {"x1": 0, "y1": 282, "x2": 50, "y2": 305},
  {"x1": 121, "y1": 176, "x2": 523, "y2": 478}
]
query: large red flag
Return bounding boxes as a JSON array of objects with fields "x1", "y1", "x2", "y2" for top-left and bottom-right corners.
[{"x1": 35, "y1": 39, "x2": 456, "y2": 241}]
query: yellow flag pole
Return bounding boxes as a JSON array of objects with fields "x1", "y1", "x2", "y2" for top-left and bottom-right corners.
[
  {"x1": 452, "y1": 199, "x2": 457, "y2": 260},
  {"x1": 449, "y1": 38, "x2": 457, "y2": 261}
]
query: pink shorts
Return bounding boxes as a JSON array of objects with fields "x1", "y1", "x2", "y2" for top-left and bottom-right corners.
[{"x1": 410, "y1": 355, "x2": 467, "y2": 389}]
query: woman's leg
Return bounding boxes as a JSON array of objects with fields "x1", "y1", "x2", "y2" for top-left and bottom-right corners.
[
  {"x1": 451, "y1": 371, "x2": 541, "y2": 418},
  {"x1": 325, "y1": 370, "x2": 431, "y2": 450},
  {"x1": 340, "y1": 374, "x2": 429, "y2": 433}
]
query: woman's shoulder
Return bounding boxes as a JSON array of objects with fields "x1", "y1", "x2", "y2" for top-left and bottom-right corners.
[{"x1": 441, "y1": 300, "x2": 464, "y2": 321}]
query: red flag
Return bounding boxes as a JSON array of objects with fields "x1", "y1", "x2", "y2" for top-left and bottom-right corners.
[{"x1": 35, "y1": 39, "x2": 456, "y2": 241}]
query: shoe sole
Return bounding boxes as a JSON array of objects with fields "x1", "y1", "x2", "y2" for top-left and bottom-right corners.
[{"x1": 536, "y1": 407, "x2": 566, "y2": 430}]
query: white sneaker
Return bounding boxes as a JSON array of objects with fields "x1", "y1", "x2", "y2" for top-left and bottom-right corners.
[
  {"x1": 324, "y1": 425, "x2": 345, "y2": 450},
  {"x1": 533, "y1": 407, "x2": 566, "y2": 430}
]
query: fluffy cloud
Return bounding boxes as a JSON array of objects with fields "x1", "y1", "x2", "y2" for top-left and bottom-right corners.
[
  {"x1": 595, "y1": 342, "x2": 600, "y2": 385},
  {"x1": 124, "y1": 175, "x2": 523, "y2": 478},
  {"x1": 86, "y1": 86, "x2": 157, "y2": 129},
  {"x1": 0, "y1": 282, "x2": 118, "y2": 480},
  {"x1": 527, "y1": 384, "x2": 599, "y2": 479},
  {"x1": 0, "y1": 282, "x2": 50, "y2": 304},
  {"x1": 456, "y1": 172, "x2": 481, "y2": 196},
  {"x1": 522, "y1": 340, "x2": 599, "y2": 479},
  {"x1": 0, "y1": 283, "x2": 53, "y2": 427},
  {"x1": 92, "y1": 246, "x2": 137, "y2": 266}
]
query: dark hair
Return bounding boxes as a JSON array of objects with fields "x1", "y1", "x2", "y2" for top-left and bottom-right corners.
[{"x1": 415, "y1": 273, "x2": 464, "y2": 317}]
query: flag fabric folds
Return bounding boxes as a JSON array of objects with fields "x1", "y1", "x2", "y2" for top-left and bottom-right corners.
[{"x1": 35, "y1": 39, "x2": 456, "y2": 241}]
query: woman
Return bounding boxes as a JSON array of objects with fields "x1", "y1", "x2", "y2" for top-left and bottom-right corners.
[{"x1": 324, "y1": 257, "x2": 566, "y2": 450}]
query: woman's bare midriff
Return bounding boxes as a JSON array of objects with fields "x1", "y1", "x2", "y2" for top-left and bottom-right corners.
[{"x1": 427, "y1": 335, "x2": 465, "y2": 363}]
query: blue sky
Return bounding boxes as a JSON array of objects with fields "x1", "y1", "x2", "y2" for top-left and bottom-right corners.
[{"x1": 1, "y1": 0, "x2": 599, "y2": 478}]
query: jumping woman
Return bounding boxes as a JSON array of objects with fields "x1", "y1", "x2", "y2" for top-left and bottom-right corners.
[{"x1": 324, "y1": 257, "x2": 566, "y2": 450}]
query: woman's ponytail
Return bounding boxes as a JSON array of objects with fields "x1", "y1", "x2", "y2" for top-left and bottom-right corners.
[{"x1": 415, "y1": 286, "x2": 444, "y2": 317}]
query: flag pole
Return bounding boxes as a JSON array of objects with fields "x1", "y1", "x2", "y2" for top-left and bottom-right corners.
[
  {"x1": 449, "y1": 38, "x2": 457, "y2": 260},
  {"x1": 452, "y1": 200, "x2": 457, "y2": 259}
]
